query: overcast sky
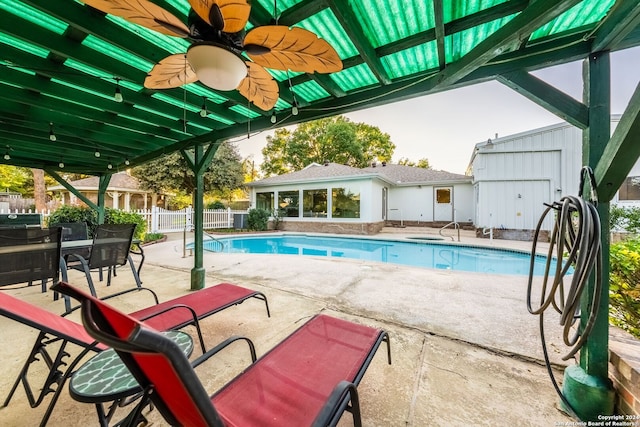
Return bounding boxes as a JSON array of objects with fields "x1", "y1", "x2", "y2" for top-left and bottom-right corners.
[{"x1": 234, "y1": 46, "x2": 640, "y2": 175}]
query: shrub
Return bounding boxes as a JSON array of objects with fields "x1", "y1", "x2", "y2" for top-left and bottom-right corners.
[
  {"x1": 247, "y1": 208, "x2": 270, "y2": 231},
  {"x1": 609, "y1": 238, "x2": 640, "y2": 338},
  {"x1": 207, "y1": 200, "x2": 226, "y2": 210},
  {"x1": 47, "y1": 205, "x2": 146, "y2": 241},
  {"x1": 610, "y1": 205, "x2": 640, "y2": 234}
]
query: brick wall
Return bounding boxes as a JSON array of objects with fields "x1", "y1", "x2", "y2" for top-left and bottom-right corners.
[
  {"x1": 609, "y1": 328, "x2": 640, "y2": 415},
  {"x1": 274, "y1": 221, "x2": 385, "y2": 235}
]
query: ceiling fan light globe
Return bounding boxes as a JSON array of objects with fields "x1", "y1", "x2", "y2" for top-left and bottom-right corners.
[{"x1": 187, "y1": 44, "x2": 247, "y2": 91}]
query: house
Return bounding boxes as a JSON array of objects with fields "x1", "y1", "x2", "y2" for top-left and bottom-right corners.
[
  {"x1": 467, "y1": 117, "x2": 628, "y2": 240},
  {"x1": 48, "y1": 172, "x2": 167, "y2": 212},
  {"x1": 248, "y1": 162, "x2": 473, "y2": 234}
]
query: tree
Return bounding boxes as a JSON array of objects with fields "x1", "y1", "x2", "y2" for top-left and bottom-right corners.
[
  {"x1": 261, "y1": 116, "x2": 395, "y2": 176},
  {"x1": 397, "y1": 157, "x2": 431, "y2": 169},
  {"x1": 32, "y1": 169, "x2": 46, "y2": 211},
  {"x1": 132, "y1": 141, "x2": 245, "y2": 204}
]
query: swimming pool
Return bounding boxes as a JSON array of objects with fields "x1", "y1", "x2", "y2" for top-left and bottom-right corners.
[{"x1": 198, "y1": 234, "x2": 560, "y2": 276}]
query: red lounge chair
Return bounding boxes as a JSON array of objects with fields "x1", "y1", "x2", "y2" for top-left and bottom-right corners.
[
  {"x1": 0, "y1": 283, "x2": 270, "y2": 426},
  {"x1": 53, "y1": 281, "x2": 391, "y2": 427}
]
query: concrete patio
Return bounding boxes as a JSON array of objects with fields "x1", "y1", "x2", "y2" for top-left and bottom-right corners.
[{"x1": 0, "y1": 228, "x2": 576, "y2": 426}]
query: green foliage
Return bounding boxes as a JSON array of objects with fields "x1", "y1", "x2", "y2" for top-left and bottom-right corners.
[
  {"x1": 247, "y1": 208, "x2": 270, "y2": 231},
  {"x1": 609, "y1": 238, "x2": 640, "y2": 338},
  {"x1": 610, "y1": 205, "x2": 640, "y2": 234},
  {"x1": 47, "y1": 205, "x2": 146, "y2": 241},
  {"x1": 207, "y1": 200, "x2": 226, "y2": 210},
  {"x1": 260, "y1": 115, "x2": 395, "y2": 176},
  {"x1": 131, "y1": 141, "x2": 244, "y2": 201},
  {"x1": 143, "y1": 232, "x2": 164, "y2": 243},
  {"x1": 0, "y1": 165, "x2": 33, "y2": 195},
  {"x1": 397, "y1": 157, "x2": 431, "y2": 169}
]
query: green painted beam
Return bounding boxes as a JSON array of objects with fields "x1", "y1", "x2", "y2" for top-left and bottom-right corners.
[
  {"x1": 433, "y1": 0, "x2": 446, "y2": 71},
  {"x1": 497, "y1": 70, "x2": 589, "y2": 129},
  {"x1": 562, "y1": 51, "x2": 614, "y2": 422},
  {"x1": 595, "y1": 81, "x2": 640, "y2": 201},
  {"x1": 591, "y1": 0, "x2": 640, "y2": 52},
  {"x1": 433, "y1": 0, "x2": 582, "y2": 89},
  {"x1": 45, "y1": 168, "x2": 99, "y2": 210},
  {"x1": 328, "y1": 0, "x2": 392, "y2": 85}
]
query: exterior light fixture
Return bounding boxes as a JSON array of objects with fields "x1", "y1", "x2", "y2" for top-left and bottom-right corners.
[
  {"x1": 58, "y1": 161, "x2": 64, "y2": 168},
  {"x1": 199, "y1": 97, "x2": 208, "y2": 117},
  {"x1": 270, "y1": 110, "x2": 277, "y2": 124},
  {"x1": 114, "y1": 78, "x2": 123, "y2": 103},
  {"x1": 124, "y1": 158, "x2": 130, "y2": 166},
  {"x1": 3, "y1": 148, "x2": 10, "y2": 160},
  {"x1": 107, "y1": 163, "x2": 113, "y2": 170},
  {"x1": 94, "y1": 150, "x2": 101, "y2": 157},
  {"x1": 49, "y1": 123, "x2": 56, "y2": 141},
  {"x1": 291, "y1": 97, "x2": 299, "y2": 116},
  {"x1": 186, "y1": 43, "x2": 247, "y2": 91}
]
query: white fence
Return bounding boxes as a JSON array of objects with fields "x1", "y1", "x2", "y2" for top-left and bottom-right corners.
[
  {"x1": 136, "y1": 206, "x2": 249, "y2": 233},
  {"x1": 0, "y1": 207, "x2": 249, "y2": 233}
]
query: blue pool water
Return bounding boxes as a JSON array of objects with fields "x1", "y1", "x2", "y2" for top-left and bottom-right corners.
[{"x1": 199, "y1": 234, "x2": 561, "y2": 276}]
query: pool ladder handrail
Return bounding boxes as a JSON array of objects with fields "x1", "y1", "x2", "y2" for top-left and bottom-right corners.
[
  {"x1": 439, "y1": 221, "x2": 460, "y2": 242},
  {"x1": 183, "y1": 226, "x2": 225, "y2": 257}
]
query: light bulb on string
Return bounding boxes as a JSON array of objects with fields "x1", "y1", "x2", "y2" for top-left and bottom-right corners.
[
  {"x1": 199, "y1": 97, "x2": 207, "y2": 117},
  {"x1": 49, "y1": 123, "x2": 56, "y2": 141},
  {"x1": 107, "y1": 163, "x2": 113, "y2": 170},
  {"x1": 124, "y1": 158, "x2": 130, "y2": 166},
  {"x1": 58, "y1": 161, "x2": 64, "y2": 168},
  {"x1": 94, "y1": 150, "x2": 101, "y2": 158},
  {"x1": 291, "y1": 98, "x2": 299, "y2": 116},
  {"x1": 270, "y1": 110, "x2": 277, "y2": 124},
  {"x1": 114, "y1": 78, "x2": 123, "y2": 103}
]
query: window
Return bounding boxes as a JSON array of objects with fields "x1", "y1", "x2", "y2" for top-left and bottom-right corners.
[
  {"x1": 436, "y1": 188, "x2": 451, "y2": 204},
  {"x1": 278, "y1": 190, "x2": 299, "y2": 217},
  {"x1": 256, "y1": 192, "x2": 274, "y2": 211},
  {"x1": 303, "y1": 189, "x2": 328, "y2": 218},
  {"x1": 332, "y1": 187, "x2": 360, "y2": 218},
  {"x1": 619, "y1": 177, "x2": 640, "y2": 201}
]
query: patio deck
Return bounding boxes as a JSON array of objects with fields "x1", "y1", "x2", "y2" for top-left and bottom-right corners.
[{"x1": 0, "y1": 228, "x2": 575, "y2": 426}]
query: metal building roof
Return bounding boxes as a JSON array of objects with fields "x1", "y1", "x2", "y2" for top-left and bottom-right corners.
[{"x1": 1, "y1": 0, "x2": 638, "y2": 175}]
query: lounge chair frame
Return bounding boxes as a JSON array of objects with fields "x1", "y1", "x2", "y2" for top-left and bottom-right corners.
[
  {"x1": 0, "y1": 282, "x2": 270, "y2": 426},
  {"x1": 53, "y1": 281, "x2": 391, "y2": 427}
]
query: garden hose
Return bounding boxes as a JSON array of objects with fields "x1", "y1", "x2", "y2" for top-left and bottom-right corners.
[{"x1": 526, "y1": 166, "x2": 603, "y2": 417}]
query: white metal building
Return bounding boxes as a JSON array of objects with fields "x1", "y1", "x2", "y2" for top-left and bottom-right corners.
[{"x1": 468, "y1": 117, "x2": 624, "y2": 234}]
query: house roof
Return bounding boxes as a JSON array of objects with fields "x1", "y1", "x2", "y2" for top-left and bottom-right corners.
[
  {"x1": 249, "y1": 162, "x2": 471, "y2": 187},
  {"x1": 48, "y1": 171, "x2": 149, "y2": 192}
]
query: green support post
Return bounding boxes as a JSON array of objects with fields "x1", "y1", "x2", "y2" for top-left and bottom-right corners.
[
  {"x1": 191, "y1": 144, "x2": 205, "y2": 290},
  {"x1": 561, "y1": 51, "x2": 614, "y2": 420}
]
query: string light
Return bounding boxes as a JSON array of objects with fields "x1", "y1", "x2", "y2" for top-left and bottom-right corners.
[
  {"x1": 199, "y1": 97, "x2": 207, "y2": 117},
  {"x1": 270, "y1": 110, "x2": 277, "y2": 124},
  {"x1": 124, "y1": 158, "x2": 130, "y2": 166},
  {"x1": 49, "y1": 122, "x2": 56, "y2": 141},
  {"x1": 58, "y1": 161, "x2": 64, "y2": 168},
  {"x1": 291, "y1": 97, "x2": 299, "y2": 116},
  {"x1": 3, "y1": 146, "x2": 10, "y2": 160},
  {"x1": 107, "y1": 163, "x2": 113, "y2": 169},
  {"x1": 114, "y1": 78, "x2": 123, "y2": 103},
  {"x1": 94, "y1": 150, "x2": 100, "y2": 157}
]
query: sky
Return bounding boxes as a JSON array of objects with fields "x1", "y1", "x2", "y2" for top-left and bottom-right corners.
[{"x1": 233, "y1": 47, "x2": 640, "y2": 175}]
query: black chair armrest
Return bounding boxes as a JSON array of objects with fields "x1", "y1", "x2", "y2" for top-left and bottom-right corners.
[
  {"x1": 312, "y1": 380, "x2": 362, "y2": 427},
  {"x1": 62, "y1": 286, "x2": 159, "y2": 316},
  {"x1": 191, "y1": 335, "x2": 257, "y2": 369}
]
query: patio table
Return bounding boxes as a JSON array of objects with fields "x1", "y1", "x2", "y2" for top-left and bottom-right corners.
[{"x1": 68, "y1": 330, "x2": 193, "y2": 427}]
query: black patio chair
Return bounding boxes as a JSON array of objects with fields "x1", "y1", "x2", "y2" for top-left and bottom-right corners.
[
  {"x1": 0, "y1": 227, "x2": 62, "y2": 292},
  {"x1": 66, "y1": 223, "x2": 142, "y2": 296}
]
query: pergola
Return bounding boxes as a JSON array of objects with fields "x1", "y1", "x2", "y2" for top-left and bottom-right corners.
[{"x1": 1, "y1": 0, "x2": 640, "y2": 420}]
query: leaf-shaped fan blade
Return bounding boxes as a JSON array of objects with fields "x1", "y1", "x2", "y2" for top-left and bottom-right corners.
[
  {"x1": 83, "y1": 0, "x2": 190, "y2": 37},
  {"x1": 188, "y1": 0, "x2": 250, "y2": 33},
  {"x1": 244, "y1": 26, "x2": 343, "y2": 74},
  {"x1": 236, "y1": 62, "x2": 279, "y2": 111},
  {"x1": 144, "y1": 54, "x2": 198, "y2": 89}
]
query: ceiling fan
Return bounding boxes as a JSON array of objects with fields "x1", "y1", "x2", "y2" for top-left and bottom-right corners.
[{"x1": 82, "y1": 0, "x2": 343, "y2": 111}]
